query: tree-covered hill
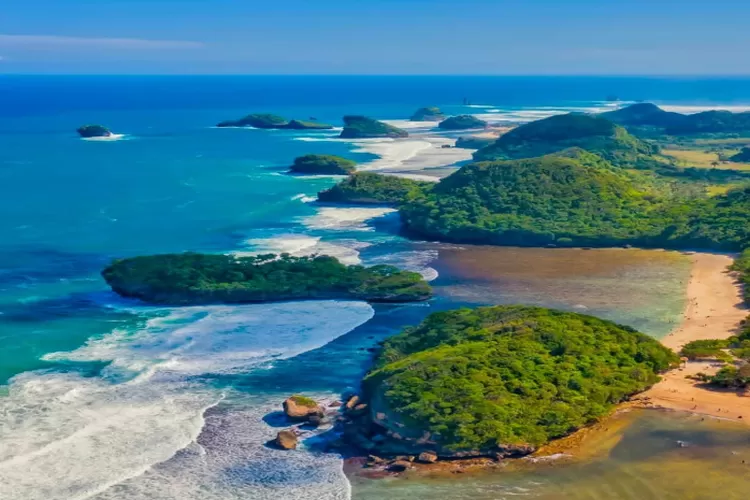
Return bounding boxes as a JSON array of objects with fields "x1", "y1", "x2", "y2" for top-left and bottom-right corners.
[
  {"x1": 601, "y1": 103, "x2": 750, "y2": 136},
  {"x1": 318, "y1": 172, "x2": 431, "y2": 204}
]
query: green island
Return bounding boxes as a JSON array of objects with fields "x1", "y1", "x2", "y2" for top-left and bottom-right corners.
[
  {"x1": 601, "y1": 103, "x2": 750, "y2": 136},
  {"x1": 410, "y1": 107, "x2": 445, "y2": 122},
  {"x1": 398, "y1": 149, "x2": 750, "y2": 250},
  {"x1": 472, "y1": 113, "x2": 659, "y2": 168},
  {"x1": 216, "y1": 113, "x2": 333, "y2": 130},
  {"x1": 438, "y1": 115, "x2": 488, "y2": 130},
  {"x1": 340, "y1": 115, "x2": 409, "y2": 139},
  {"x1": 77, "y1": 125, "x2": 112, "y2": 138},
  {"x1": 101, "y1": 253, "x2": 432, "y2": 305},
  {"x1": 288, "y1": 154, "x2": 356, "y2": 175},
  {"x1": 318, "y1": 172, "x2": 431, "y2": 205},
  {"x1": 344, "y1": 305, "x2": 677, "y2": 457}
]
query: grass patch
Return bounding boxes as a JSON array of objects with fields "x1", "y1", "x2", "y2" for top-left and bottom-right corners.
[{"x1": 662, "y1": 148, "x2": 750, "y2": 171}]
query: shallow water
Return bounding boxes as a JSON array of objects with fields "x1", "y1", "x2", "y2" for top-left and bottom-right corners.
[{"x1": 352, "y1": 409, "x2": 750, "y2": 500}]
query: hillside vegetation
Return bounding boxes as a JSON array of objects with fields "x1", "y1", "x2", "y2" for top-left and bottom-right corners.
[{"x1": 318, "y1": 172, "x2": 431, "y2": 205}]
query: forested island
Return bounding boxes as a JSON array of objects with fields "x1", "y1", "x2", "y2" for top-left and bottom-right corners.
[
  {"x1": 216, "y1": 113, "x2": 333, "y2": 130},
  {"x1": 288, "y1": 154, "x2": 356, "y2": 175},
  {"x1": 410, "y1": 107, "x2": 445, "y2": 122},
  {"x1": 438, "y1": 115, "x2": 488, "y2": 130},
  {"x1": 102, "y1": 253, "x2": 432, "y2": 304},
  {"x1": 341, "y1": 305, "x2": 677, "y2": 458},
  {"x1": 318, "y1": 172, "x2": 430, "y2": 205},
  {"x1": 340, "y1": 116, "x2": 409, "y2": 139}
]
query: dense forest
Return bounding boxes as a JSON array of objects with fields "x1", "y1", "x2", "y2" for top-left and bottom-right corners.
[
  {"x1": 363, "y1": 305, "x2": 677, "y2": 452},
  {"x1": 601, "y1": 103, "x2": 750, "y2": 136},
  {"x1": 102, "y1": 253, "x2": 432, "y2": 304},
  {"x1": 399, "y1": 150, "x2": 750, "y2": 250},
  {"x1": 318, "y1": 172, "x2": 431, "y2": 204}
]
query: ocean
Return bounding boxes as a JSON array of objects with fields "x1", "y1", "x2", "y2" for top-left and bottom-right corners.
[{"x1": 1, "y1": 75, "x2": 749, "y2": 500}]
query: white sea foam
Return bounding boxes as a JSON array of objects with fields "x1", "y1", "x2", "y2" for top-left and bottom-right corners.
[
  {"x1": 291, "y1": 193, "x2": 317, "y2": 203},
  {"x1": 381, "y1": 119, "x2": 438, "y2": 131},
  {"x1": 0, "y1": 301, "x2": 374, "y2": 500},
  {"x1": 81, "y1": 134, "x2": 126, "y2": 142},
  {"x1": 364, "y1": 248, "x2": 439, "y2": 282},
  {"x1": 301, "y1": 206, "x2": 397, "y2": 232},
  {"x1": 241, "y1": 234, "x2": 369, "y2": 265}
]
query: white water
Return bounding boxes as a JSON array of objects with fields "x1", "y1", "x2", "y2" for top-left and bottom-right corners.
[
  {"x1": 0, "y1": 301, "x2": 374, "y2": 500},
  {"x1": 301, "y1": 206, "x2": 397, "y2": 232},
  {"x1": 241, "y1": 234, "x2": 370, "y2": 265}
]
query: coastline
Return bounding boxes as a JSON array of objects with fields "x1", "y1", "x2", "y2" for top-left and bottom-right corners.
[{"x1": 636, "y1": 252, "x2": 750, "y2": 422}]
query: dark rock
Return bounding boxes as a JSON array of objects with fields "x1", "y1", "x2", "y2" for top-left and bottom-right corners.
[
  {"x1": 387, "y1": 460, "x2": 411, "y2": 472},
  {"x1": 77, "y1": 125, "x2": 112, "y2": 138}
]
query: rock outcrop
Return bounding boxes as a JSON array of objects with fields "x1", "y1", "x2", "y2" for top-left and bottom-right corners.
[
  {"x1": 275, "y1": 429, "x2": 298, "y2": 450},
  {"x1": 438, "y1": 115, "x2": 488, "y2": 130},
  {"x1": 288, "y1": 154, "x2": 356, "y2": 175},
  {"x1": 77, "y1": 125, "x2": 112, "y2": 138},
  {"x1": 283, "y1": 395, "x2": 324, "y2": 422},
  {"x1": 410, "y1": 107, "x2": 445, "y2": 122}
]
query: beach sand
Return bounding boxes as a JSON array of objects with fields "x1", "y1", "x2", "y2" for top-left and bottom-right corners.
[{"x1": 638, "y1": 253, "x2": 750, "y2": 422}]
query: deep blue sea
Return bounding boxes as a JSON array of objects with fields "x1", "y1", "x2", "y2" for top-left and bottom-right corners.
[{"x1": 1, "y1": 75, "x2": 749, "y2": 500}]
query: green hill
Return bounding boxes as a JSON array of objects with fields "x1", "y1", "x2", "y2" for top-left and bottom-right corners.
[
  {"x1": 102, "y1": 253, "x2": 432, "y2": 305},
  {"x1": 289, "y1": 154, "x2": 356, "y2": 175},
  {"x1": 361, "y1": 305, "x2": 677, "y2": 455},
  {"x1": 438, "y1": 115, "x2": 488, "y2": 130},
  {"x1": 410, "y1": 107, "x2": 445, "y2": 122},
  {"x1": 601, "y1": 103, "x2": 750, "y2": 136},
  {"x1": 400, "y1": 150, "x2": 750, "y2": 250},
  {"x1": 472, "y1": 113, "x2": 658, "y2": 167},
  {"x1": 318, "y1": 172, "x2": 430, "y2": 204},
  {"x1": 340, "y1": 116, "x2": 409, "y2": 139},
  {"x1": 216, "y1": 113, "x2": 333, "y2": 130}
]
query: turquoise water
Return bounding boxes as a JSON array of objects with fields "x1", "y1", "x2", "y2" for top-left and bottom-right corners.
[{"x1": 1, "y1": 76, "x2": 749, "y2": 499}]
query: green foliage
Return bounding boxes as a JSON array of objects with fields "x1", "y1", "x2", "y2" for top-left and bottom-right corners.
[
  {"x1": 102, "y1": 253, "x2": 432, "y2": 305},
  {"x1": 472, "y1": 113, "x2": 659, "y2": 167},
  {"x1": 410, "y1": 107, "x2": 445, "y2": 122},
  {"x1": 438, "y1": 115, "x2": 488, "y2": 130},
  {"x1": 709, "y1": 364, "x2": 750, "y2": 388},
  {"x1": 733, "y1": 249, "x2": 750, "y2": 304},
  {"x1": 318, "y1": 172, "x2": 432, "y2": 205},
  {"x1": 365, "y1": 305, "x2": 677, "y2": 451},
  {"x1": 340, "y1": 116, "x2": 409, "y2": 139},
  {"x1": 680, "y1": 339, "x2": 730, "y2": 360},
  {"x1": 284, "y1": 120, "x2": 334, "y2": 130},
  {"x1": 455, "y1": 136, "x2": 495, "y2": 149},
  {"x1": 290, "y1": 395, "x2": 318, "y2": 407},
  {"x1": 289, "y1": 154, "x2": 356, "y2": 175},
  {"x1": 216, "y1": 114, "x2": 332, "y2": 130},
  {"x1": 77, "y1": 125, "x2": 112, "y2": 138},
  {"x1": 400, "y1": 150, "x2": 750, "y2": 250}
]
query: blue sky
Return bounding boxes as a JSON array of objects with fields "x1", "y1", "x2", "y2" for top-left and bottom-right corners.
[{"x1": 1, "y1": 0, "x2": 749, "y2": 74}]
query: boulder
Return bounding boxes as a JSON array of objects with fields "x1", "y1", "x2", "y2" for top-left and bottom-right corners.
[
  {"x1": 417, "y1": 451, "x2": 438, "y2": 464},
  {"x1": 387, "y1": 460, "x2": 411, "y2": 472},
  {"x1": 77, "y1": 125, "x2": 112, "y2": 138},
  {"x1": 283, "y1": 395, "x2": 323, "y2": 421},
  {"x1": 275, "y1": 429, "x2": 298, "y2": 450}
]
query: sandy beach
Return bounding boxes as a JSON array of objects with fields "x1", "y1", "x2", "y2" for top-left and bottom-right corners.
[{"x1": 637, "y1": 253, "x2": 750, "y2": 422}]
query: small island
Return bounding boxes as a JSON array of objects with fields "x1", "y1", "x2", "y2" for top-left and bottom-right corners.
[
  {"x1": 438, "y1": 115, "x2": 488, "y2": 130},
  {"x1": 340, "y1": 116, "x2": 409, "y2": 139},
  {"x1": 288, "y1": 154, "x2": 356, "y2": 175},
  {"x1": 216, "y1": 113, "x2": 333, "y2": 130},
  {"x1": 454, "y1": 136, "x2": 495, "y2": 149},
  {"x1": 101, "y1": 253, "x2": 432, "y2": 305},
  {"x1": 601, "y1": 103, "x2": 750, "y2": 136},
  {"x1": 410, "y1": 107, "x2": 445, "y2": 122},
  {"x1": 318, "y1": 172, "x2": 431, "y2": 205},
  {"x1": 341, "y1": 305, "x2": 677, "y2": 458},
  {"x1": 77, "y1": 125, "x2": 113, "y2": 138}
]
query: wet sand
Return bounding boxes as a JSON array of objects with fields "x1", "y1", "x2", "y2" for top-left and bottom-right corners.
[{"x1": 639, "y1": 253, "x2": 750, "y2": 422}]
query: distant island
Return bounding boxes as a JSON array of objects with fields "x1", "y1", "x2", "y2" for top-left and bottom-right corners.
[
  {"x1": 102, "y1": 253, "x2": 432, "y2": 305},
  {"x1": 340, "y1": 116, "x2": 409, "y2": 139},
  {"x1": 472, "y1": 113, "x2": 659, "y2": 168},
  {"x1": 455, "y1": 136, "x2": 495, "y2": 149},
  {"x1": 288, "y1": 154, "x2": 356, "y2": 175},
  {"x1": 318, "y1": 172, "x2": 430, "y2": 205},
  {"x1": 216, "y1": 113, "x2": 333, "y2": 130},
  {"x1": 438, "y1": 115, "x2": 488, "y2": 130},
  {"x1": 410, "y1": 107, "x2": 445, "y2": 122},
  {"x1": 341, "y1": 305, "x2": 676, "y2": 458},
  {"x1": 601, "y1": 103, "x2": 750, "y2": 136},
  {"x1": 77, "y1": 125, "x2": 113, "y2": 138}
]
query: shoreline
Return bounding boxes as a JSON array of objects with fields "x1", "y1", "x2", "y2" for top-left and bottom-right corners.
[{"x1": 635, "y1": 252, "x2": 750, "y2": 422}]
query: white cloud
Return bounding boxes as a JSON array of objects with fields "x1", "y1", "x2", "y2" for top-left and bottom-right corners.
[{"x1": 0, "y1": 34, "x2": 203, "y2": 50}]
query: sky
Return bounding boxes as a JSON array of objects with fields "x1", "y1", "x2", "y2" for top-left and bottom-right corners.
[{"x1": 1, "y1": 0, "x2": 749, "y2": 75}]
